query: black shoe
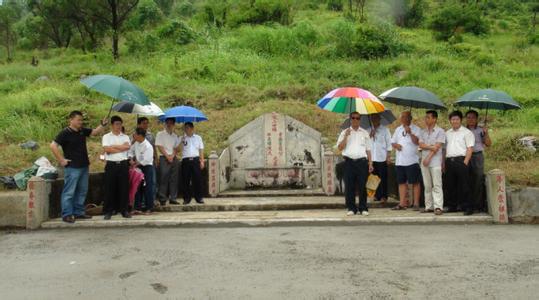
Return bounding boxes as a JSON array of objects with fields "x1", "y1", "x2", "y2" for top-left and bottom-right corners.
[
  {"x1": 62, "y1": 215, "x2": 75, "y2": 223},
  {"x1": 183, "y1": 201, "x2": 191, "y2": 205},
  {"x1": 169, "y1": 200, "x2": 180, "y2": 205},
  {"x1": 196, "y1": 200, "x2": 205, "y2": 204},
  {"x1": 447, "y1": 207, "x2": 458, "y2": 213},
  {"x1": 159, "y1": 201, "x2": 166, "y2": 206},
  {"x1": 463, "y1": 210, "x2": 474, "y2": 216},
  {"x1": 104, "y1": 214, "x2": 112, "y2": 220},
  {"x1": 75, "y1": 214, "x2": 92, "y2": 219},
  {"x1": 121, "y1": 211, "x2": 132, "y2": 218}
]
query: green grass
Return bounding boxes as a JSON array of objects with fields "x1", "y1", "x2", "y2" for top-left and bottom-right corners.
[{"x1": 0, "y1": 4, "x2": 538, "y2": 186}]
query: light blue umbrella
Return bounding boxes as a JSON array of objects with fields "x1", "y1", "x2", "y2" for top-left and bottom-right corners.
[{"x1": 159, "y1": 106, "x2": 208, "y2": 123}]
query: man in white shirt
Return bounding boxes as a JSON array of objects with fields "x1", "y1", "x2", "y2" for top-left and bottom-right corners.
[
  {"x1": 336, "y1": 112, "x2": 374, "y2": 216},
  {"x1": 466, "y1": 110, "x2": 492, "y2": 212},
  {"x1": 102, "y1": 116, "x2": 131, "y2": 220},
  {"x1": 418, "y1": 110, "x2": 446, "y2": 215},
  {"x1": 130, "y1": 128, "x2": 155, "y2": 214},
  {"x1": 445, "y1": 111, "x2": 475, "y2": 215},
  {"x1": 180, "y1": 122, "x2": 205, "y2": 204},
  {"x1": 367, "y1": 113, "x2": 392, "y2": 204},
  {"x1": 391, "y1": 111, "x2": 421, "y2": 210},
  {"x1": 155, "y1": 118, "x2": 180, "y2": 205}
]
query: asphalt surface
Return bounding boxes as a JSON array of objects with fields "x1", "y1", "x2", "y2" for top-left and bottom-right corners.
[{"x1": 1, "y1": 225, "x2": 538, "y2": 299}]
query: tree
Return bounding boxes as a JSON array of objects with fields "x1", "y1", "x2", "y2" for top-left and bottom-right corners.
[
  {"x1": 77, "y1": 0, "x2": 140, "y2": 60},
  {"x1": 27, "y1": 0, "x2": 74, "y2": 48},
  {"x1": 0, "y1": 1, "x2": 22, "y2": 61},
  {"x1": 347, "y1": 0, "x2": 368, "y2": 22}
]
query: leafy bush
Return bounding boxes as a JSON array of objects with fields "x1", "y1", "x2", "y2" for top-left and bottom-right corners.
[
  {"x1": 327, "y1": 0, "x2": 343, "y2": 11},
  {"x1": 125, "y1": 31, "x2": 159, "y2": 54},
  {"x1": 490, "y1": 134, "x2": 537, "y2": 162},
  {"x1": 157, "y1": 19, "x2": 197, "y2": 45},
  {"x1": 394, "y1": 0, "x2": 427, "y2": 28},
  {"x1": 329, "y1": 20, "x2": 408, "y2": 59},
  {"x1": 173, "y1": 1, "x2": 197, "y2": 18},
  {"x1": 127, "y1": 0, "x2": 164, "y2": 29},
  {"x1": 429, "y1": 4, "x2": 489, "y2": 41},
  {"x1": 230, "y1": 0, "x2": 293, "y2": 27}
]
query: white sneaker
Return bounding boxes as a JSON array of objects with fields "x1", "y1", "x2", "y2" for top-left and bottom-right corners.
[
  {"x1": 361, "y1": 211, "x2": 369, "y2": 216},
  {"x1": 346, "y1": 211, "x2": 355, "y2": 216}
]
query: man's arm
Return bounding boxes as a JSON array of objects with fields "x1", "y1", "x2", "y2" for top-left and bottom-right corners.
[
  {"x1": 90, "y1": 118, "x2": 108, "y2": 136},
  {"x1": 50, "y1": 142, "x2": 70, "y2": 167},
  {"x1": 464, "y1": 147, "x2": 473, "y2": 166},
  {"x1": 483, "y1": 126, "x2": 492, "y2": 147},
  {"x1": 103, "y1": 143, "x2": 130, "y2": 154},
  {"x1": 367, "y1": 150, "x2": 373, "y2": 173}
]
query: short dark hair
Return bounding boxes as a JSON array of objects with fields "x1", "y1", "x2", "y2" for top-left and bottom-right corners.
[
  {"x1": 110, "y1": 115, "x2": 123, "y2": 124},
  {"x1": 184, "y1": 122, "x2": 194, "y2": 128},
  {"x1": 426, "y1": 110, "x2": 438, "y2": 119},
  {"x1": 137, "y1": 117, "x2": 149, "y2": 125},
  {"x1": 465, "y1": 110, "x2": 479, "y2": 118},
  {"x1": 165, "y1": 117, "x2": 175, "y2": 124},
  {"x1": 349, "y1": 111, "x2": 360, "y2": 118},
  {"x1": 448, "y1": 110, "x2": 463, "y2": 120},
  {"x1": 135, "y1": 127, "x2": 146, "y2": 137},
  {"x1": 69, "y1": 110, "x2": 83, "y2": 119}
]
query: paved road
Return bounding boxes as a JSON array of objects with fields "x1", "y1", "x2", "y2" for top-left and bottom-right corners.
[{"x1": 1, "y1": 225, "x2": 538, "y2": 299}]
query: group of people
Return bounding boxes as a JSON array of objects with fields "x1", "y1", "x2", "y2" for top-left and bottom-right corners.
[
  {"x1": 51, "y1": 111, "x2": 206, "y2": 223},
  {"x1": 338, "y1": 109, "x2": 490, "y2": 216}
]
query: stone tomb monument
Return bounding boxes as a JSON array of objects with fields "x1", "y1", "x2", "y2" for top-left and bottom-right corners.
[{"x1": 208, "y1": 112, "x2": 337, "y2": 195}]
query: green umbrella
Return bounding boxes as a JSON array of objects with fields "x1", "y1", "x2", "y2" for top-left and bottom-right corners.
[
  {"x1": 455, "y1": 89, "x2": 521, "y2": 125},
  {"x1": 80, "y1": 74, "x2": 150, "y2": 117},
  {"x1": 379, "y1": 86, "x2": 446, "y2": 110}
]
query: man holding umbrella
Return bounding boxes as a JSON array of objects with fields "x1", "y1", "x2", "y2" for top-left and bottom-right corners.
[
  {"x1": 391, "y1": 111, "x2": 422, "y2": 210},
  {"x1": 180, "y1": 122, "x2": 205, "y2": 204},
  {"x1": 155, "y1": 118, "x2": 181, "y2": 205},
  {"x1": 337, "y1": 111, "x2": 374, "y2": 216},
  {"x1": 367, "y1": 113, "x2": 392, "y2": 205},
  {"x1": 466, "y1": 110, "x2": 491, "y2": 212},
  {"x1": 50, "y1": 111, "x2": 108, "y2": 223}
]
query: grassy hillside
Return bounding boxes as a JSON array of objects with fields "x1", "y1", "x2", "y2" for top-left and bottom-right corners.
[{"x1": 0, "y1": 1, "x2": 538, "y2": 186}]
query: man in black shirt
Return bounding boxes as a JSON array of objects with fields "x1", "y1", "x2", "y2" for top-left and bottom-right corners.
[{"x1": 50, "y1": 111, "x2": 107, "y2": 223}]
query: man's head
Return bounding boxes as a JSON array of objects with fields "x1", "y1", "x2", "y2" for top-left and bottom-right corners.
[
  {"x1": 465, "y1": 110, "x2": 479, "y2": 128},
  {"x1": 449, "y1": 110, "x2": 463, "y2": 129},
  {"x1": 184, "y1": 122, "x2": 194, "y2": 136},
  {"x1": 400, "y1": 111, "x2": 412, "y2": 126},
  {"x1": 370, "y1": 113, "x2": 381, "y2": 127},
  {"x1": 165, "y1": 118, "x2": 175, "y2": 131},
  {"x1": 137, "y1": 117, "x2": 149, "y2": 130},
  {"x1": 134, "y1": 127, "x2": 146, "y2": 143},
  {"x1": 110, "y1": 115, "x2": 123, "y2": 133},
  {"x1": 68, "y1": 110, "x2": 84, "y2": 130},
  {"x1": 425, "y1": 110, "x2": 438, "y2": 127},
  {"x1": 349, "y1": 112, "x2": 361, "y2": 128}
]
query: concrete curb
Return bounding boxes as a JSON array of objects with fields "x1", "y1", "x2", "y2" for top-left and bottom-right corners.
[{"x1": 41, "y1": 215, "x2": 493, "y2": 229}]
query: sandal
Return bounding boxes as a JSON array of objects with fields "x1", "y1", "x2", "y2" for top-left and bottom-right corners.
[
  {"x1": 421, "y1": 208, "x2": 434, "y2": 213},
  {"x1": 434, "y1": 208, "x2": 443, "y2": 215},
  {"x1": 391, "y1": 205, "x2": 407, "y2": 210}
]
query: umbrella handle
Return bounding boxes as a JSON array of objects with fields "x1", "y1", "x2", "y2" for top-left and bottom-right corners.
[{"x1": 106, "y1": 98, "x2": 115, "y2": 120}]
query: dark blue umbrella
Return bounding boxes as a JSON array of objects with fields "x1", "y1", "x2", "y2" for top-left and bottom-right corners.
[{"x1": 159, "y1": 106, "x2": 208, "y2": 123}]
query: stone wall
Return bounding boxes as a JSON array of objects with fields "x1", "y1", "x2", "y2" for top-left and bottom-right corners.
[
  {"x1": 507, "y1": 187, "x2": 539, "y2": 224},
  {"x1": 0, "y1": 191, "x2": 26, "y2": 228}
]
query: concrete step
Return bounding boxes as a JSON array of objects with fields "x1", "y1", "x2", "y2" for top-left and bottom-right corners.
[
  {"x1": 217, "y1": 189, "x2": 327, "y2": 197},
  {"x1": 41, "y1": 209, "x2": 493, "y2": 229},
  {"x1": 154, "y1": 196, "x2": 398, "y2": 212}
]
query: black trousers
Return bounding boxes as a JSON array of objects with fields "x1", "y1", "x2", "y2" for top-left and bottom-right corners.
[
  {"x1": 103, "y1": 160, "x2": 129, "y2": 214},
  {"x1": 445, "y1": 156, "x2": 472, "y2": 212},
  {"x1": 470, "y1": 152, "x2": 486, "y2": 211},
  {"x1": 181, "y1": 157, "x2": 203, "y2": 203},
  {"x1": 344, "y1": 157, "x2": 369, "y2": 213},
  {"x1": 372, "y1": 161, "x2": 388, "y2": 200}
]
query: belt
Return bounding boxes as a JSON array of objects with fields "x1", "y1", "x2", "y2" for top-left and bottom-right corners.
[
  {"x1": 106, "y1": 160, "x2": 128, "y2": 165},
  {"x1": 446, "y1": 156, "x2": 464, "y2": 162},
  {"x1": 343, "y1": 156, "x2": 367, "y2": 162},
  {"x1": 472, "y1": 151, "x2": 483, "y2": 155},
  {"x1": 183, "y1": 157, "x2": 199, "y2": 161}
]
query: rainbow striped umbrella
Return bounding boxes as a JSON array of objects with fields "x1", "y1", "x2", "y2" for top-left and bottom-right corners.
[{"x1": 317, "y1": 87, "x2": 385, "y2": 114}]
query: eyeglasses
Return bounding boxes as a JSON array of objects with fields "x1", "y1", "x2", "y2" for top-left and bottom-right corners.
[{"x1": 350, "y1": 117, "x2": 360, "y2": 120}]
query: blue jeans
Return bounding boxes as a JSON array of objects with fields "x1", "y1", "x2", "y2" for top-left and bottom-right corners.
[
  {"x1": 61, "y1": 167, "x2": 89, "y2": 217},
  {"x1": 135, "y1": 165, "x2": 155, "y2": 212}
]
